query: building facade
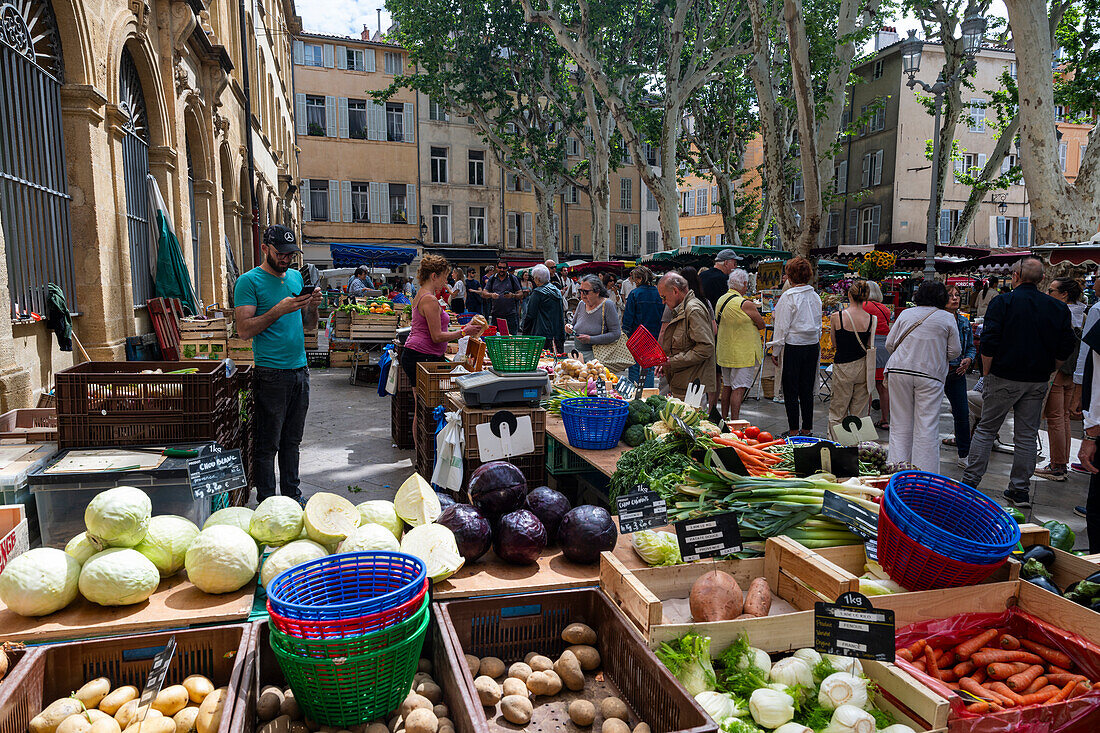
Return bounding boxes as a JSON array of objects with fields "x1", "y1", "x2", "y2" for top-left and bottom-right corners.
[
  {"x1": 0, "y1": 0, "x2": 297, "y2": 407},
  {"x1": 678, "y1": 136, "x2": 765, "y2": 249}
]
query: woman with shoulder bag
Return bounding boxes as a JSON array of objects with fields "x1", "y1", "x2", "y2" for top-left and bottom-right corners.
[
  {"x1": 566, "y1": 275, "x2": 622, "y2": 361},
  {"x1": 827, "y1": 280, "x2": 876, "y2": 439},
  {"x1": 884, "y1": 281, "x2": 961, "y2": 472}
]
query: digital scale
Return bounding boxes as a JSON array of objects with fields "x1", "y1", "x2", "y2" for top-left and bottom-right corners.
[{"x1": 456, "y1": 369, "x2": 551, "y2": 406}]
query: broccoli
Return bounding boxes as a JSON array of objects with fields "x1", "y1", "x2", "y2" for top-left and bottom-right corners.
[
  {"x1": 626, "y1": 400, "x2": 652, "y2": 426},
  {"x1": 623, "y1": 424, "x2": 647, "y2": 447}
]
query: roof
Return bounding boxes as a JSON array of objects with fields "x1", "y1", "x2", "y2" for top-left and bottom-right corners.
[{"x1": 296, "y1": 30, "x2": 404, "y2": 50}]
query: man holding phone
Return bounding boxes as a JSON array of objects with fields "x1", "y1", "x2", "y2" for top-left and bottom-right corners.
[{"x1": 234, "y1": 225, "x2": 321, "y2": 504}]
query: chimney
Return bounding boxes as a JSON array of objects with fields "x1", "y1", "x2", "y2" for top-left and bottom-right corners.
[
  {"x1": 875, "y1": 26, "x2": 899, "y2": 52},
  {"x1": 361, "y1": 24, "x2": 371, "y2": 41}
]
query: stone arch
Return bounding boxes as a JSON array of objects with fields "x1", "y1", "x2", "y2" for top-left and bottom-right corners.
[
  {"x1": 39, "y1": 0, "x2": 94, "y2": 86},
  {"x1": 239, "y1": 165, "x2": 254, "y2": 270},
  {"x1": 107, "y1": 28, "x2": 171, "y2": 150},
  {"x1": 184, "y1": 105, "x2": 216, "y2": 303}
]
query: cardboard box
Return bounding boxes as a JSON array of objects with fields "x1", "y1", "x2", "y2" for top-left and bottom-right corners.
[{"x1": 0, "y1": 505, "x2": 29, "y2": 575}]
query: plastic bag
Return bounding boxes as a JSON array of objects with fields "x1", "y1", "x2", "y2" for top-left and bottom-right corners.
[
  {"x1": 432, "y1": 409, "x2": 463, "y2": 492},
  {"x1": 894, "y1": 607, "x2": 1100, "y2": 733},
  {"x1": 378, "y1": 344, "x2": 395, "y2": 397}
]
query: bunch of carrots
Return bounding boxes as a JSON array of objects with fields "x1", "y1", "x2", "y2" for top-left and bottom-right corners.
[
  {"x1": 898, "y1": 628, "x2": 1100, "y2": 714},
  {"x1": 710, "y1": 435, "x2": 791, "y2": 477}
]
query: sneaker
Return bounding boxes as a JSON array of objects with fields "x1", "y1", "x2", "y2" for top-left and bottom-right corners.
[
  {"x1": 1071, "y1": 463, "x2": 1090, "y2": 475},
  {"x1": 1033, "y1": 465, "x2": 1068, "y2": 482},
  {"x1": 1003, "y1": 490, "x2": 1032, "y2": 509},
  {"x1": 956, "y1": 456, "x2": 969, "y2": 468},
  {"x1": 1075, "y1": 506, "x2": 1088, "y2": 518},
  {"x1": 993, "y1": 439, "x2": 1015, "y2": 454}
]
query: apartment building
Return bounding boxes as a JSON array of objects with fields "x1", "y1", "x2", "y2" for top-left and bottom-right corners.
[{"x1": 678, "y1": 136, "x2": 765, "y2": 249}]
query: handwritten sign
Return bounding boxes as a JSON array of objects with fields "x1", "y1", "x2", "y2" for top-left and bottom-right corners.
[
  {"x1": 616, "y1": 490, "x2": 668, "y2": 534},
  {"x1": 674, "y1": 512, "x2": 742, "y2": 562},
  {"x1": 187, "y1": 448, "x2": 247, "y2": 500}
]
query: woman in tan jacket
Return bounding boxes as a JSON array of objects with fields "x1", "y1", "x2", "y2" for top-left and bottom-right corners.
[{"x1": 657, "y1": 272, "x2": 717, "y2": 399}]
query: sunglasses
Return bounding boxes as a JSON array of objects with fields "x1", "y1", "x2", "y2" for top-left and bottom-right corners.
[{"x1": 578, "y1": 288, "x2": 594, "y2": 294}]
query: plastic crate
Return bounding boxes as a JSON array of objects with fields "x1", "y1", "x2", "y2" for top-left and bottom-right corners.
[
  {"x1": 484, "y1": 336, "x2": 544, "y2": 372},
  {"x1": 547, "y1": 435, "x2": 589, "y2": 475},
  {"x1": 0, "y1": 624, "x2": 251, "y2": 733},
  {"x1": 444, "y1": 392, "x2": 547, "y2": 460},
  {"x1": 391, "y1": 391, "x2": 414, "y2": 450},
  {"x1": 56, "y1": 360, "x2": 231, "y2": 418},
  {"x1": 0, "y1": 409, "x2": 57, "y2": 443},
  {"x1": 416, "y1": 362, "x2": 464, "y2": 408}
]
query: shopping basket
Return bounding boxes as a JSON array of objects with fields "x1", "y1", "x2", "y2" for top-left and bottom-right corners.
[
  {"x1": 878, "y1": 506, "x2": 1006, "y2": 591},
  {"x1": 485, "y1": 336, "x2": 545, "y2": 372},
  {"x1": 267, "y1": 552, "x2": 426, "y2": 622},
  {"x1": 267, "y1": 576, "x2": 428, "y2": 639},
  {"x1": 269, "y1": 593, "x2": 430, "y2": 659},
  {"x1": 560, "y1": 397, "x2": 629, "y2": 450},
  {"x1": 626, "y1": 326, "x2": 667, "y2": 368}
]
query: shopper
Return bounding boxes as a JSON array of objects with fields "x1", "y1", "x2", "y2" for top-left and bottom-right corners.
[
  {"x1": 884, "y1": 281, "x2": 961, "y2": 473},
  {"x1": 716, "y1": 269, "x2": 765, "y2": 421},
  {"x1": 1075, "y1": 318, "x2": 1100, "y2": 552},
  {"x1": 234, "y1": 225, "x2": 321, "y2": 503},
  {"x1": 566, "y1": 275, "x2": 622, "y2": 360},
  {"x1": 484, "y1": 260, "x2": 524, "y2": 335},
  {"x1": 347, "y1": 266, "x2": 371, "y2": 297},
  {"x1": 519, "y1": 271, "x2": 534, "y2": 318},
  {"x1": 400, "y1": 255, "x2": 482, "y2": 383},
  {"x1": 1035, "y1": 277, "x2": 1085, "y2": 481},
  {"x1": 657, "y1": 272, "x2": 717, "y2": 400},
  {"x1": 827, "y1": 280, "x2": 875, "y2": 439},
  {"x1": 864, "y1": 281, "x2": 893, "y2": 429},
  {"x1": 942, "y1": 285, "x2": 977, "y2": 467},
  {"x1": 520, "y1": 265, "x2": 566, "y2": 352},
  {"x1": 700, "y1": 249, "x2": 741, "y2": 309},
  {"x1": 768, "y1": 257, "x2": 822, "y2": 437},
  {"x1": 1072, "y1": 280, "x2": 1100, "y2": 477},
  {"x1": 463, "y1": 269, "x2": 482, "y2": 316},
  {"x1": 620, "y1": 270, "x2": 636, "y2": 301},
  {"x1": 449, "y1": 268, "x2": 467, "y2": 314},
  {"x1": 974, "y1": 276, "x2": 998, "y2": 318},
  {"x1": 962, "y1": 257, "x2": 1076, "y2": 508},
  {"x1": 622, "y1": 267, "x2": 664, "y2": 388}
]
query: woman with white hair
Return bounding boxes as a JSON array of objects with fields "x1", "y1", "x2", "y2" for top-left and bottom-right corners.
[
  {"x1": 715, "y1": 268, "x2": 765, "y2": 420},
  {"x1": 520, "y1": 264, "x2": 566, "y2": 352}
]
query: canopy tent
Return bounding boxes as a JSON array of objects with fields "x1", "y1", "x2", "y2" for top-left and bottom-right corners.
[
  {"x1": 561, "y1": 260, "x2": 635, "y2": 275},
  {"x1": 639, "y1": 244, "x2": 792, "y2": 270},
  {"x1": 328, "y1": 243, "x2": 417, "y2": 269},
  {"x1": 1033, "y1": 234, "x2": 1100, "y2": 267},
  {"x1": 811, "y1": 242, "x2": 990, "y2": 263}
]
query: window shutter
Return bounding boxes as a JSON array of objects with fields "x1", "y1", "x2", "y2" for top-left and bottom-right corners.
[
  {"x1": 364, "y1": 49, "x2": 375, "y2": 72},
  {"x1": 323, "y1": 44, "x2": 335, "y2": 68},
  {"x1": 336, "y1": 45, "x2": 347, "y2": 69},
  {"x1": 997, "y1": 216, "x2": 1007, "y2": 246},
  {"x1": 874, "y1": 150, "x2": 883, "y2": 185},
  {"x1": 838, "y1": 161, "x2": 848, "y2": 193},
  {"x1": 369, "y1": 182, "x2": 381, "y2": 223},
  {"x1": 847, "y1": 210, "x2": 858, "y2": 244},
  {"x1": 686, "y1": 190, "x2": 695, "y2": 215},
  {"x1": 861, "y1": 155, "x2": 871, "y2": 188},
  {"x1": 616, "y1": 225, "x2": 624, "y2": 252},
  {"x1": 302, "y1": 180, "x2": 311, "y2": 221},
  {"x1": 406, "y1": 185, "x2": 416, "y2": 223},
  {"x1": 632, "y1": 224, "x2": 639, "y2": 252},
  {"x1": 523, "y1": 213, "x2": 533, "y2": 247},
  {"x1": 523, "y1": 178, "x2": 531, "y2": 192},
  {"x1": 375, "y1": 183, "x2": 389, "y2": 224},
  {"x1": 712, "y1": 186, "x2": 718, "y2": 212},
  {"x1": 367, "y1": 101, "x2": 383, "y2": 140},
  {"x1": 337, "y1": 98, "x2": 349, "y2": 138},
  {"x1": 680, "y1": 237, "x2": 688, "y2": 248},
  {"x1": 507, "y1": 213, "x2": 517, "y2": 247},
  {"x1": 954, "y1": 158, "x2": 964, "y2": 175},
  {"x1": 325, "y1": 96, "x2": 337, "y2": 137},
  {"x1": 1018, "y1": 217, "x2": 1029, "y2": 246},
  {"x1": 341, "y1": 181, "x2": 352, "y2": 222},
  {"x1": 870, "y1": 206, "x2": 880, "y2": 244},
  {"x1": 403, "y1": 103, "x2": 415, "y2": 143},
  {"x1": 1001, "y1": 157, "x2": 1011, "y2": 175},
  {"x1": 327, "y1": 180, "x2": 339, "y2": 219},
  {"x1": 293, "y1": 40, "x2": 304, "y2": 65},
  {"x1": 295, "y1": 94, "x2": 307, "y2": 135},
  {"x1": 939, "y1": 210, "x2": 951, "y2": 243},
  {"x1": 977, "y1": 153, "x2": 987, "y2": 172}
]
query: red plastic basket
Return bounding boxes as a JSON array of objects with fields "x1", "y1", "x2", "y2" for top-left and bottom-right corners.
[
  {"x1": 267, "y1": 577, "x2": 429, "y2": 639},
  {"x1": 877, "y1": 506, "x2": 1005, "y2": 591},
  {"x1": 626, "y1": 326, "x2": 667, "y2": 368}
]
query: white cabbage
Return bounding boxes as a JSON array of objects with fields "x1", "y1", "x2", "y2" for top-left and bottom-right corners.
[
  {"x1": 134, "y1": 515, "x2": 200, "y2": 576},
  {"x1": 204, "y1": 506, "x2": 255, "y2": 533},
  {"x1": 84, "y1": 486, "x2": 152, "y2": 547},
  {"x1": 79, "y1": 548, "x2": 160, "y2": 606},
  {"x1": 186, "y1": 525, "x2": 260, "y2": 593},
  {"x1": 260, "y1": 539, "x2": 329, "y2": 589},
  {"x1": 355, "y1": 500, "x2": 404, "y2": 539},
  {"x1": 249, "y1": 496, "x2": 304, "y2": 547},
  {"x1": 631, "y1": 530, "x2": 682, "y2": 566},
  {"x1": 64, "y1": 532, "x2": 104, "y2": 565},
  {"x1": 339, "y1": 523, "x2": 400, "y2": 554},
  {"x1": 0, "y1": 548, "x2": 81, "y2": 616}
]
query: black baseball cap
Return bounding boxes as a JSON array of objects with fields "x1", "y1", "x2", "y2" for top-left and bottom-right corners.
[{"x1": 263, "y1": 225, "x2": 301, "y2": 254}]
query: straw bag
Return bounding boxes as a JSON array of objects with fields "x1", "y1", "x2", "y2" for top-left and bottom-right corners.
[{"x1": 591, "y1": 300, "x2": 633, "y2": 373}]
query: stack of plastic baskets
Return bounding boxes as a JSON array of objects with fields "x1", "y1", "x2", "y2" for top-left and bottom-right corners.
[
  {"x1": 877, "y1": 471, "x2": 1020, "y2": 591},
  {"x1": 560, "y1": 397, "x2": 630, "y2": 450},
  {"x1": 485, "y1": 335, "x2": 545, "y2": 371},
  {"x1": 266, "y1": 552, "x2": 429, "y2": 726},
  {"x1": 785, "y1": 436, "x2": 834, "y2": 446}
]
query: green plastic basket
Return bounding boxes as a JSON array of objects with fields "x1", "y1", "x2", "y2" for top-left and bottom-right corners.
[
  {"x1": 269, "y1": 594, "x2": 429, "y2": 659},
  {"x1": 272, "y1": 602, "x2": 429, "y2": 726},
  {"x1": 484, "y1": 335, "x2": 545, "y2": 372},
  {"x1": 547, "y1": 435, "x2": 589, "y2": 475}
]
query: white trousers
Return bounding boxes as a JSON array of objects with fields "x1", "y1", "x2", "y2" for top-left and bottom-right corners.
[{"x1": 887, "y1": 372, "x2": 945, "y2": 473}]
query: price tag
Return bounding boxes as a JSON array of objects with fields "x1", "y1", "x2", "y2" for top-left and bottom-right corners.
[
  {"x1": 674, "y1": 512, "x2": 742, "y2": 562},
  {"x1": 475, "y1": 410, "x2": 535, "y2": 461},
  {"x1": 593, "y1": 377, "x2": 609, "y2": 398},
  {"x1": 814, "y1": 591, "x2": 895, "y2": 661},
  {"x1": 684, "y1": 380, "x2": 706, "y2": 409},
  {"x1": 616, "y1": 489, "x2": 667, "y2": 534},
  {"x1": 617, "y1": 378, "x2": 637, "y2": 400},
  {"x1": 136, "y1": 636, "x2": 177, "y2": 723},
  {"x1": 187, "y1": 448, "x2": 247, "y2": 500},
  {"x1": 821, "y1": 491, "x2": 879, "y2": 541}
]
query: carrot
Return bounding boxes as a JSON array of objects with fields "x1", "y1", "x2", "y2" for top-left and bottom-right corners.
[
  {"x1": 904, "y1": 639, "x2": 929, "y2": 658},
  {"x1": 925, "y1": 646, "x2": 944, "y2": 681},
  {"x1": 1019, "y1": 639, "x2": 1074, "y2": 669},
  {"x1": 971, "y1": 667, "x2": 988, "y2": 684},
  {"x1": 955, "y1": 629, "x2": 999, "y2": 659},
  {"x1": 953, "y1": 660, "x2": 976, "y2": 677},
  {"x1": 960, "y1": 677, "x2": 1005, "y2": 704},
  {"x1": 987, "y1": 681, "x2": 1027, "y2": 705},
  {"x1": 1023, "y1": 676, "x2": 1049, "y2": 694},
  {"x1": 1093, "y1": 681, "x2": 1100, "y2": 690},
  {"x1": 971, "y1": 650, "x2": 1044, "y2": 666},
  {"x1": 973, "y1": 681, "x2": 1016, "y2": 707},
  {"x1": 1006, "y1": 664, "x2": 1045, "y2": 691},
  {"x1": 938, "y1": 649, "x2": 956, "y2": 668},
  {"x1": 987, "y1": 662, "x2": 1030, "y2": 680},
  {"x1": 752, "y1": 440, "x2": 785, "y2": 449},
  {"x1": 1044, "y1": 673, "x2": 1089, "y2": 687},
  {"x1": 1069, "y1": 681, "x2": 1092, "y2": 699},
  {"x1": 946, "y1": 681, "x2": 961, "y2": 690},
  {"x1": 1012, "y1": 686, "x2": 1061, "y2": 706},
  {"x1": 998, "y1": 634, "x2": 1020, "y2": 650},
  {"x1": 1046, "y1": 680, "x2": 1078, "y2": 704},
  {"x1": 898, "y1": 649, "x2": 914, "y2": 662},
  {"x1": 965, "y1": 701, "x2": 1002, "y2": 713},
  {"x1": 1048, "y1": 664, "x2": 1073, "y2": 675},
  {"x1": 913, "y1": 660, "x2": 927, "y2": 672}
]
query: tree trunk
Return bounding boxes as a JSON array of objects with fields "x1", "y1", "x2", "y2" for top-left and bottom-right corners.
[
  {"x1": 582, "y1": 81, "x2": 613, "y2": 261},
  {"x1": 753, "y1": 189, "x2": 773, "y2": 248},
  {"x1": 590, "y1": 176, "x2": 611, "y2": 261},
  {"x1": 784, "y1": 0, "x2": 823, "y2": 254},
  {"x1": 533, "y1": 185, "x2": 559, "y2": 259},
  {"x1": 716, "y1": 174, "x2": 741, "y2": 247}
]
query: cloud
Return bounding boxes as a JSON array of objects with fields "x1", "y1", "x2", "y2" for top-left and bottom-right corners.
[{"x1": 297, "y1": 0, "x2": 391, "y2": 38}]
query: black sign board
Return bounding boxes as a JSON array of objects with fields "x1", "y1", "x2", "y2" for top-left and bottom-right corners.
[
  {"x1": 710, "y1": 447, "x2": 747, "y2": 476},
  {"x1": 793, "y1": 443, "x2": 860, "y2": 478},
  {"x1": 814, "y1": 591, "x2": 895, "y2": 661},
  {"x1": 617, "y1": 377, "x2": 637, "y2": 400},
  {"x1": 593, "y1": 377, "x2": 609, "y2": 398},
  {"x1": 674, "y1": 512, "x2": 742, "y2": 562},
  {"x1": 821, "y1": 490, "x2": 880, "y2": 562},
  {"x1": 136, "y1": 636, "x2": 177, "y2": 723},
  {"x1": 188, "y1": 447, "x2": 247, "y2": 500},
  {"x1": 616, "y1": 489, "x2": 668, "y2": 534}
]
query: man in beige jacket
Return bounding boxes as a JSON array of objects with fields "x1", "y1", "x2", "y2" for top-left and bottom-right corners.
[{"x1": 657, "y1": 273, "x2": 717, "y2": 399}]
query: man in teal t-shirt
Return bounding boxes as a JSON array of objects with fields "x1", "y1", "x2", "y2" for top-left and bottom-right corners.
[{"x1": 234, "y1": 225, "x2": 320, "y2": 503}]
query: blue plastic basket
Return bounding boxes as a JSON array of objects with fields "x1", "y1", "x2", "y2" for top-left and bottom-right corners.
[
  {"x1": 454, "y1": 312, "x2": 478, "y2": 325},
  {"x1": 883, "y1": 471, "x2": 1020, "y2": 564},
  {"x1": 785, "y1": 436, "x2": 834, "y2": 446},
  {"x1": 560, "y1": 397, "x2": 630, "y2": 450},
  {"x1": 267, "y1": 552, "x2": 427, "y2": 622}
]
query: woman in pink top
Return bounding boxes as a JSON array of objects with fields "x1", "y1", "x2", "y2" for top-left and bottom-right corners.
[{"x1": 400, "y1": 255, "x2": 482, "y2": 382}]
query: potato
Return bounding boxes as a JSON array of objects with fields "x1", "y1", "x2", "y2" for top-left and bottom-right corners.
[
  {"x1": 689, "y1": 570, "x2": 743, "y2": 622},
  {"x1": 365, "y1": 725, "x2": 388, "y2": 733},
  {"x1": 566, "y1": 645, "x2": 601, "y2": 671},
  {"x1": 89, "y1": 719, "x2": 122, "y2": 733},
  {"x1": 75, "y1": 678, "x2": 112, "y2": 709},
  {"x1": 56, "y1": 715, "x2": 92, "y2": 733},
  {"x1": 85, "y1": 712, "x2": 111, "y2": 724},
  {"x1": 463, "y1": 654, "x2": 480, "y2": 676},
  {"x1": 525, "y1": 671, "x2": 553, "y2": 696},
  {"x1": 554, "y1": 650, "x2": 585, "y2": 691},
  {"x1": 182, "y1": 677, "x2": 215, "y2": 706},
  {"x1": 257, "y1": 715, "x2": 291, "y2": 733},
  {"x1": 385, "y1": 716, "x2": 402, "y2": 733},
  {"x1": 122, "y1": 719, "x2": 175, "y2": 733},
  {"x1": 172, "y1": 707, "x2": 200, "y2": 733},
  {"x1": 154, "y1": 686, "x2": 190, "y2": 717},
  {"x1": 507, "y1": 662, "x2": 532, "y2": 681},
  {"x1": 499, "y1": 695, "x2": 532, "y2": 725},
  {"x1": 115, "y1": 702, "x2": 162, "y2": 729},
  {"x1": 602, "y1": 721, "x2": 630, "y2": 733},
  {"x1": 600, "y1": 697, "x2": 630, "y2": 721},
  {"x1": 527, "y1": 655, "x2": 553, "y2": 672},
  {"x1": 561, "y1": 623, "x2": 597, "y2": 646},
  {"x1": 412, "y1": 672, "x2": 433, "y2": 688},
  {"x1": 633, "y1": 725, "x2": 651, "y2": 733},
  {"x1": 414, "y1": 681, "x2": 442, "y2": 705},
  {"x1": 568, "y1": 700, "x2": 596, "y2": 727},
  {"x1": 404, "y1": 708, "x2": 438, "y2": 733},
  {"x1": 473, "y1": 676, "x2": 501, "y2": 707},
  {"x1": 417, "y1": 659, "x2": 432, "y2": 673},
  {"x1": 501, "y1": 678, "x2": 527, "y2": 697},
  {"x1": 399, "y1": 693, "x2": 432, "y2": 718},
  {"x1": 741, "y1": 577, "x2": 772, "y2": 618},
  {"x1": 195, "y1": 688, "x2": 227, "y2": 733},
  {"x1": 100, "y1": 688, "x2": 140, "y2": 716},
  {"x1": 431, "y1": 705, "x2": 448, "y2": 719},
  {"x1": 257, "y1": 687, "x2": 285, "y2": 722},
  {"x1": 544, "y1": 670, "x2": 563, "y2": 695},
  {"x1": 289, "y1": 725, "x2": 308, "y2": 733},
  {"x1": 279, "y1": 690, "x2": 300, "y2": 720},
  {"x1": 478, "y1": 657, "x2": 505, "y2": 679}
]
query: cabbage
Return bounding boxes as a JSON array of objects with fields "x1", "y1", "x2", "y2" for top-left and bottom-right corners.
[
  {"x1": 356, "y1": 500, "x2": 404, "y2": 538},
  {"x1": 631, "y1": 530, "x2": 681, "y2": 566},
  {"x1": 0, "y1": 547, "x2": 81, "y2": 616},
  {"x1": 260, "y1": 539, "x2": 329, "y2": 589},
  {"x1": 204, "y1": 506, "x2": 255, "y2": 533},
  {"x1": 65, "y1": 532, "x2": 105, "y2": 565},
  {"x1": 339, "y1": 523, "x2": 400, "y2": 554},
  {"x1": 79, "y1": 548, "x2": 160, "y2": 606},
  {"x1": 186, "y1": 525, "x2": 260, "y2": 593},
  {"x1": 249, "y1": 496, "x2": 304, "y2": 547},
  {"x1": 85, "y1": 486, "x2": 152, "y2": 547},
  {"x1": 134, "y1": 515, "x2": 200, "y2": 576}
]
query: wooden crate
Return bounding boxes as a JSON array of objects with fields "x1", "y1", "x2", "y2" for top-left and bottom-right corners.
[
  {"x1": 351, "y1": 311, "x2": 399, "y2": 338},
  {"x1": 329, "y1": 350, "x2": 358, "y2": 368},
  {"x1": 1018, "y1": 522, "x2": 1100, "y2": 591},
  {"x1": 227, "y1": 338, "x2": 253, "y2": 365},
  {"x1": 179, "y1": 339, "x2": 227, "y2": 360},
  {"x1": 177, "y1": 317, "x2": 229, "y2": 339},
  {"x1": 445, "y1": 391, "x2": 547, "y2": 460}
]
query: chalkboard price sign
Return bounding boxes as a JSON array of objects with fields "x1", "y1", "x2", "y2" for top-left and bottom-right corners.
[
  {"x1": 814, "y1": 591, "x2": 895, "y2": 661},
  {"x1": 188, "y1": 448, "x2": 247, "y2": 500},
  {"x1": 674, "y1": 512, "x2": 742, "y2": 562},
  {"x1": 615, "y1": 490, "x2": 668, "y2": 534}
]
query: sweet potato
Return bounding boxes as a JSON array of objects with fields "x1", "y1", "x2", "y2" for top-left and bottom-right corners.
[
  {"x1": 689, "y1": 570, "x2": 743, "y2": 622},
  {"x1": 741, "y1": 577, "x2": 772, "y2": 618}
]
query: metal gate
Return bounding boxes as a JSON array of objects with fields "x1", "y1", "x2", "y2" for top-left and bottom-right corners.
[
  {"x1": 0, "y1": 0, "x2": 76, "y2": 318},
  {"x1": 187, "y1": 144, "x2": 201, "y2": 297},
  {"x1": 120, "y1": 48, "x2": 153, "y2": 306}
]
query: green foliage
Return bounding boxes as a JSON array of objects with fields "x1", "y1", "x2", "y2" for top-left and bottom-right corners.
[{"x1": 1055, "y1": 0, "x2": 1100, "y2": 114}]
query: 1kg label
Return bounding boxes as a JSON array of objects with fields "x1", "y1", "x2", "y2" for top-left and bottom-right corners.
[
  {"x1": 616, "y1": 489, "x2": 667, "y2": 534},
  {"x1": 814, "y1": 591, "x2": 895, "y2": 661},
  {"x1": 674, "y1": 512, "x2": 742, "y2": 562}
]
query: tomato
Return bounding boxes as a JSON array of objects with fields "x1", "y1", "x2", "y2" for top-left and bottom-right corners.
[
  {"x1": 733, "y1": 431, "x2": 744, "y2": 439},
  {"x1": 745, "y1": 439, "x2": 759, "y2": 446},
  {"x1": 758, "y1": 431, "x2": 774, "y2": 442},
  {"x1": 744, "y1": 426, "x2": 761, "y2": 439}
]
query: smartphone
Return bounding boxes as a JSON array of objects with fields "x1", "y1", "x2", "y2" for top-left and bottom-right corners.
[{"x1": 298, "y1": 285, "x2": 314, "y2": 297}]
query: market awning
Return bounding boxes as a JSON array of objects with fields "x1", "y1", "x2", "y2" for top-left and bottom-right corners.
[
  {"x1": 812, "y1": 242, "x2": 990, "y2": 261},
  {"x1": 639, "y1": 244, "x2": 791, "y2": 268},
  {"x1": 424, "y1": 247, "x2": 501, "y2": 264},
  {"x1": 328, "y1": 243, "x2": 418, "y2": 268},
  {"x1": 562, "y1": 260, "x2": 635, "y2": 275},
  {"x1": 555, "y1": 259, "x2": 589, "y2": 270},
  {"x1": 1033, "y1": 235, "x2": 1100, "y2": 266}
]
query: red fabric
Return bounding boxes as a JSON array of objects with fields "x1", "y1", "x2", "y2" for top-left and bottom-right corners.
[{"x1": 865, "y1": 300, "x2": 893, "y2": 334}]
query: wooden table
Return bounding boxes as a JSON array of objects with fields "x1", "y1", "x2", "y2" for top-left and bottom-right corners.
[
  {"x1": 0, "y1": 572, "x2": 255, "y2": 643},
  {"x1": 545, "y1": 416, "x2": 627, "y2": 479}
]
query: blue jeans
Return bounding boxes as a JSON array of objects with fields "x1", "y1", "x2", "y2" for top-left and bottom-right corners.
[
  {"x1": 944, "y1": 373, "x2": 971, "y2": 457},
  {"x1": 253, "y1": 366, "x2": 310, "y2": 501},
  {"x1": 628, "y1": 363, "x2": 655, "y2": 388}
]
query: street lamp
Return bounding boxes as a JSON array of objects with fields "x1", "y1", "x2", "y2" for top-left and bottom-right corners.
[{"x1": 903, "y1": 7, "x2": 988, "y2": 279}]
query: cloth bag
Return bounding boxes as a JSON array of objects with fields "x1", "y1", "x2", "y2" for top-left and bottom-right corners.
[
  {"x1": 591, "y1": 300, "x2": 634, "y2": 373},
  {"x1": 432, "y1": 409, "x2": 463, "y2": 492}
]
